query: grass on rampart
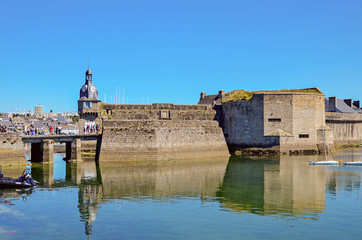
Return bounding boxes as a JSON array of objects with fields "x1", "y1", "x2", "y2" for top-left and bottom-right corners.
[
  {"x1": 223, "y1": 88, "x2": 322, "y2": 102},
  {"x1": 223, "y1": 90, "x2": 253, "y2": 102},
  {"x1": 259, "y1": 88, "x2": 322, "y2": 94}
]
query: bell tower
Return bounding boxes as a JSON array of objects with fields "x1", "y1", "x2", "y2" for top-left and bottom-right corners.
[{"x1": 78, "y1": 67, "x2": 101, "y2": 125}]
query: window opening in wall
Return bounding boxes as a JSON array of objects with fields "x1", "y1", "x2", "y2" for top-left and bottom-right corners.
[
  {"x1": 299, "y1": 134, "x2": 309, "y2": 138},
  {"x1": 268, "y1": 118, "x2": 281, "y2": 122},
  {"x1": 159, "y1": 110, "x2": 170, "y2": 119}
]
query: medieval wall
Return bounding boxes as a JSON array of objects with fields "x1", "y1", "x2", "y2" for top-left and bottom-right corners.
[
  {"x1": 222, "y1": 92, "x2": 326, "y2": 154},
  {"x1": 281, "y1": 93, "x2": 326, "y2": 152},
  {"x1": 99, "y1": 103, "x2": 230, "y2": 161},
  {"x1": 222, "y1": 94, "x2": 280, "y2": 150},
  {"x1": 0, "y1": 133, "x2": 26, "y2": 165},
  {"x1": 326, "y1": 112, "x2": 362, "y2": 145}
]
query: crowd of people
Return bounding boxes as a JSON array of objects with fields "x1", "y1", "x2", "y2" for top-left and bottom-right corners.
[
  {"x1": 0, "y1": 125, "x2": 8, "y2": 132},
  {"x1": 83, "y1": 124, "x2": 101, "y2": 134},
  {"x1": 1, "y1": 123, "x2": 101, "y2": 135},
  {"x1": 25, "y1": 126, "x2": 38, "y2": 135}
]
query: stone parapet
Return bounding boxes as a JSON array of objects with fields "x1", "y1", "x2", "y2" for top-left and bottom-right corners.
[
  {"x1": 100, "y1": 118, "x2": 229, "y2": 161},
  {"x1": 326, "y1": 112, "x2": 362, "y2": 145},
  {"x1": 0, "y1": 133, "x2": 26, "y2": 165}
]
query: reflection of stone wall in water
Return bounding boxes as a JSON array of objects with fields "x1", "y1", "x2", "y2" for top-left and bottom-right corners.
[
  {"x1": 100, "y1": 103, "x2": 229, "y2": 161},
  {"x1": 217, "y1": 155, "x2": 327, "y2": 218},
  {"x1": 31, "y1": 163, "x2": 54, "y2": 187},
  {"x1": 216, "y1": 158, "x2": 267, "y2": 213},
  {"x1": 0, "y1": 133, "x2": 26, "y2": 165},
  {"x1": 0, "y1": 164, "x2": 27, "y2": 178},
  {"x1": 263, "y1": 155, "x2": 326, "y2": 215},
  {"x1": 98, "y1": 157, "x2": 229, "y2": 199},
  {"x1": 323, "y1": 161, "x2": 362, "y2": 195}
]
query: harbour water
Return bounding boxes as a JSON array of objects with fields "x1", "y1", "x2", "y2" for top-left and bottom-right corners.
[{"x1": 1, "y1": 150, "x2": 362, "y2": 239}]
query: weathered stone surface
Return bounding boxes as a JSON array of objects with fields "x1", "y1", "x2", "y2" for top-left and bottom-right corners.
[
  {"x1": 326, "y1": 112, "x2": 362, "y2": 146},
  {"x1": 222, "y1": 92, "x2": 327, "y2": 155},
  {"x1": 99, "y1": 104, "x2": 230, "y2": 161},
  {"x1": 0, "y1": 133, "x2": 26, "y2": 165}
]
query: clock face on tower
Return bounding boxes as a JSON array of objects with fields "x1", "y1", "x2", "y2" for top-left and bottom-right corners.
[
  {"x1": 90, "y1": 86, "x2": 96, "y2": 92},
  {"x1": 81, "y1": 85, "x2": 87, "y2": 92}
]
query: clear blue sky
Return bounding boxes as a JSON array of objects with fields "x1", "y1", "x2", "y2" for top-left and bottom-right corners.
[{"x1": 1, "y1": 0, "x2": 362, "y2": 113}]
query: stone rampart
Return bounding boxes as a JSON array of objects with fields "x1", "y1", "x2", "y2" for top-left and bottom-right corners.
[
  {"x1": 0, "y1": 133, "x2": 26, "y2": 165},
  {"x1": 326, "y1": 112, "x2": 362, "y2": 145},
  {"x1": 99, "y1": 104, "x2": 229, "y2": 161},
  {"x1": 222, "y1": 92, "x2": 327, "y2": 155}
]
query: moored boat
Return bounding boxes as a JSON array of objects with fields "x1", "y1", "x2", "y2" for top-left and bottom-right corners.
[
  {"x1": 309, "y1": 125, "x2": 340, "y2": 165},
  {"x1": 309, "y1": 160, "x2": 340, "y2": 165},
  {"x1": 343, "y1": 162, "x2": 362, "y2": 166},
  {"x1": 0, "y1": 177, "x2": 34, "y2": 188},
  {"x1": 0, "y1": 167, "x2": 38, "y2": 189}
]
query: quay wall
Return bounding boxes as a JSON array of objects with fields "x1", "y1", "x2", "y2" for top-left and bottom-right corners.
[
  {"x1": 99, "y1": 103, "x2": 230, "y2": 161},
  {"x1": 326, "y1": 112, "x2": 362, "y2": 145},
  {"x1": 0, "y1": 133, "x2": 26, "y2": 165}
]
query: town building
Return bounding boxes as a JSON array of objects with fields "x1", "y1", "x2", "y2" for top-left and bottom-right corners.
[{"x1": 35, "y1": 105, "x2": 44, "y2": 116}]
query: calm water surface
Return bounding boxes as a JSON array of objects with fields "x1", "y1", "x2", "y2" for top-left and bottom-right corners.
[{"x1": 1, "y1": 150, "x2": 362, "y2": 239}]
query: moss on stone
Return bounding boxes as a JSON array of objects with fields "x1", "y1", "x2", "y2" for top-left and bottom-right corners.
[
  {"x1": 223, "y1": 90, "x2": 254, "y2": 102},
  {"x1": 223, "y1": 88, "x2": 323, "y2": 103}
]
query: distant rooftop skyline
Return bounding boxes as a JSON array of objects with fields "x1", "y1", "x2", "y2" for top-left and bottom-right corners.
[{"x1": 1, "y1": 0, "x2": 362, "y2": 113}]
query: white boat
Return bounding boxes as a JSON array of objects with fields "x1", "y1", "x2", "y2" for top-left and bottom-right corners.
[
  {"x1": 309, "y1": 125, "x2": 340, "y2": 165},
  {"x1": 309, "y1": 160, "x2": 340, "y2": 165},
  {"x1": 344, "y1": 162, "x2": 362, "y2": 166}
]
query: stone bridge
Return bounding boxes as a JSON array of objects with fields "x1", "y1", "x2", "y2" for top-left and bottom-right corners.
[{"x1": 22, "y1": 134, "x2": 102, "y2": 163}]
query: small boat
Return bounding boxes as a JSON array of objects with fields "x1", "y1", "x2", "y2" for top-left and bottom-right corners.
[
  {"x1": 309, "y1": 125, "x2": 340, "y2": 165},
  {"x1": 0, "y1": 167, "x2": 38, "y2": 189},
  {"x1": 309, "y1": 160, "x2": 340, "y2": 165},
  {"x1": 344, "y1": 162, "x2": 362, "y2": 166}
]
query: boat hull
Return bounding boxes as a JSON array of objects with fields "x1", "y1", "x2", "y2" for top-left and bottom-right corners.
[
  {"x1": 308, "y1": 161, "x2": 340, "y2": 165},
  {"x1": 343, "y1": 162, "x2": 362, "y2": 166},
  {"x1": 0, "y1": 177, "x2": 33, "y2": 188}
]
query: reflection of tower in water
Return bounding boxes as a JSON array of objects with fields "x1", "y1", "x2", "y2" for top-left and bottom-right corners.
[
  {"x1": 78, "y1": 183, "x2": 103, "y2": 236},
  {"x1": 66, "y1": 160, "x2": 103, "y2": 237}
]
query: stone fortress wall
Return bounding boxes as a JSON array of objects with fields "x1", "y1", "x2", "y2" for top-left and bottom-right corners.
[
  {"x1": 221, "y1": 91, "x2": 330, "y2": 155},
  {"x1": 99, "y1": 103, "x2": 230, "y2": 161},
  {"x1": 325, "y1": 112, "x2": 362, "y2": 145},
  {"x1": 0, "y1": 132, "x2": 26, "y2": 165}
]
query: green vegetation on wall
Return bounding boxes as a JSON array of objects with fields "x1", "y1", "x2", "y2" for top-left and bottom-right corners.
[
  {"x1": 223, "y1": 88, "x2": 322, "y2": 103},
  {"x1": 223, "y1": 90, "x2": 253, "y2": 102},
  {"x1": 72, "y1": 115, "x2": 79, "y2": 123}
]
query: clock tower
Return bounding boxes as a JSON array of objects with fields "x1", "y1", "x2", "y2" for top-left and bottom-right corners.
[{"x1": 78, "y1": 67, "x2": 101, "y2": 123}]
